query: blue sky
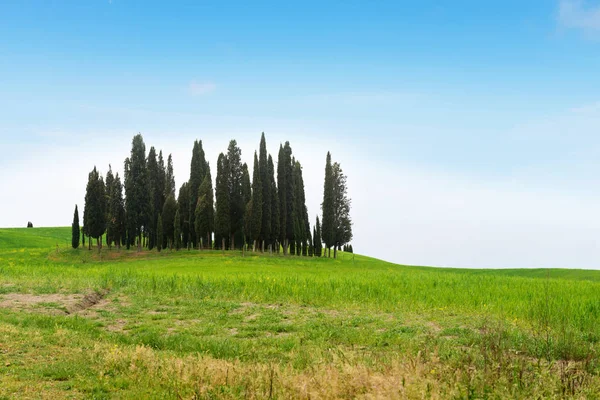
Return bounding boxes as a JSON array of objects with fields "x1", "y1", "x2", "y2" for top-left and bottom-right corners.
[{"x1": 1, "y1": 1, "x2": 600, "y2": 268}]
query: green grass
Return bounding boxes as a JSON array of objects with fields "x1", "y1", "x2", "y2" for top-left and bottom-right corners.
[{"x1": 1, "y1": 227, "x2": 600, "y2": 398}]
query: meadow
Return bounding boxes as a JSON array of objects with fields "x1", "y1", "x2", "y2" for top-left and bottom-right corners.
[{"x1": 1, "y1": 228, "x2": 600, "y2": 398}]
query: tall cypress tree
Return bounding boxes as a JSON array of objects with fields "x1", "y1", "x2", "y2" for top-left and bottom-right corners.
[
  {"x1": 147, "y1": 147, "x2": 162, "y2": 250},
  {"x1": 293, "y1": 160, "x2": 310, "y2": 256},
  {"x1": 84, "y1": 167, "x2": 107, "y2": 249},
  {"x1": 226, "y1": 140, "x2": 244, "y2": 249},
  {"x1": 250, "y1": 152, "x2": 262, "y2": 250},
  {"x1": 215, "y1": 153, "x2": 230, "y2": 250},
  {"x1": 124, "y1": 134, "x2": 150, "y2": 251},
  {"x1": 105, "y1": 166, "x2": 115, "y2": 247},
  {"x1": 259, "y1": 133, "x2": 271, "y2": 251},
  {"x1": 268, "y1": 155, "x2": 279, "y2": 253},
  {"x1": 331, "y1": 162, "x2": 353, "y2": 258},
  {"x1": 189, "y1": 140, "x2": 208, "y2": 248},
  {"x1": 241, "y1": 163, "x2": 251, "y2": 248},
  {"x1": 108, "y1": 173, "x2": 125, "y2": 250},
  {"x1": 72, "y1": 205, "x2": 80, "y2": 249},
  {"x1": 277, "y1": 142, "x2": 295, "y2": 255},
  {"x1": 321, "y1": 152, "x2": 335, "y2": 257},
  {"x1": 166, "y1": 154, "x2": 176, "y2": 198}
]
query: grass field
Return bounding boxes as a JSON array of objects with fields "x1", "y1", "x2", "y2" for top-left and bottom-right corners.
[{"x1": 1, "y1": 228, "x2": 600, "y2": 398}]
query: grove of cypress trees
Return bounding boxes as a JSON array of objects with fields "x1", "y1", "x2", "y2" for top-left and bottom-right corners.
[{"x1": 72, "y1": 204, "x2": 80, "y2": 249}]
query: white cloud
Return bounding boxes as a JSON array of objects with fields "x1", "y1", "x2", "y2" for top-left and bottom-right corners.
[
  {"x1": 188, "y1": 81, "x2": 216, "y2": 96},
  {"x1": 558, "y1": 0, "x2": 600, "y2": 33}
]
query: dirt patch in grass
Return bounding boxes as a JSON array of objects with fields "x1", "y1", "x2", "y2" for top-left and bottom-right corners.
[{"x1": 0, "y1": 290, "x2": 110, "y2": 315}]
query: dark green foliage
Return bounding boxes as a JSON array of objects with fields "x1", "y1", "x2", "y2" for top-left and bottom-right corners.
[
  {"x1": 314, "y1": 216, "x2": 322, "y2": 257},
  {"x1": 177, "y1": 183, "x2": 190, "y2": 249},
  {"x1": 83, "y1": 167, "x2": 107, "y2": 248},
  {"x1": 214, "y1": 153, "x2": 230, "y2": 250},
  {"x1": 107, "y1": 173, "x2": 125, "y2": 249},
  {"x1": 321, "y1": 152, "x2": 335, "y2": 257},
  {"x1": 124, "y1": 134, "x2": 151, "y2": 250},
  {"x1": 162, "y1": 195, "x2": 177, "y2": 250},
  {"x1": 331, "y1": 162, "x2": 353, "y2": 258},
  {"x1": 71, "y1": 205, "x2": 80, "y2": 249},
  {"x1": 195, "y1": 172, "x2": 215, "y2": 249},
  {"x1": 174, "y1": 209, "x2": 181, "y2": 250},
  {"x1": 268, "y1": 155, "x2": 279, "y2": 251},
  {"x1": 250, "y1": 152, "x2": 262, "y2": 248},
  {"x1": 293, "y1": 160, "x2": 310, "y2": 256},
  {"x1": 81, "y1": 226, "x2": 85, "y2": 247},
  {"x1": 259, "y1": 133, "x2": 271, "y2": 249},
  {"x1": 166, "y1": 154, "x2": 176, "y2": 198},
  {"x1": 147, "y1": 147, "x2": 165, "y2": 250},
  {"x1": 226, "y1": 140, "x2": 244, "y2": 249},
  {"x1": 156, "y1": 212, "x2": 163, "y2": 252},
  {"x1": 189, "y1": 140, "x2": 208, "y2": 248},
  {"x1": 277, "y1": 142, "x2": 295, "y2": 254}
]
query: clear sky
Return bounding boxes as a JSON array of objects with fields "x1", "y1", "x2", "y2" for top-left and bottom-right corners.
[{"x1": 1, "y1": 0, "x2": 600, "y2": 269}]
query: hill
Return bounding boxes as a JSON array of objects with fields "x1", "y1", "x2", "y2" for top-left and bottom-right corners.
[{"x1": 1, "y1": 227, "x2": 600, "y2": 398}]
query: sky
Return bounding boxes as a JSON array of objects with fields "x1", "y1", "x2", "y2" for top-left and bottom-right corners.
[{"x1": 1, "y1": 0, "x2": 600, "y2": 269}]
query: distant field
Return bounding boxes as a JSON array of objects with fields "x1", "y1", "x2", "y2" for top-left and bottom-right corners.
[{"x1": 1, "y1": 227, "x2": 600, "y2": 398}]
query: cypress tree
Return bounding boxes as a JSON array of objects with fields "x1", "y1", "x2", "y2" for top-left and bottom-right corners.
[
  {"x1": 162, "y1": 195, "x2": 177, "y2": 250},
  {"x1": 331, "y1": 162, "x2": 353, "y2": 258},
  {"x1": 177, "y1": 183, "x2": 190, "y2": 249},
  {"x1": 81, "y1": 226, "x2": 85, "y2": 247},
  {"x1": 268, "y1": 155, "x2": 279, "y2": 253},
  {"x1": 226, "y1": 140, "x2": 244, "y2": 249},
  {"x1": 259, "y1": 133, "x2": 271, "y2": 251},
  {"x1": 241, "y1": 163, "x2": 251, "y2": 248},
  {"x1": 250, "y1": 152, "x2": 262, "y2": 251},
  {"x1": 147, "y1": 147, "x2": 163, "y2": 250},
  {"x1": 189, "y1": 140, "x2": 208, "y2": 248},
  {"x1": 166, "y1": 154, "x2": 176, "y2": 198},
  {"x1": 84, "y1": 167, "x2": 107, "y2": 249},
  {"x1": 108, "y1": 173, "x2": 125, "y2": 250},
  {"x1": 293, "y1": 160, "x2": 310, "y2": 256},
  {"x1": 72, "y1": 205, "x2": 80, "y2": 249},
  {"x1": 215, "y1": 153, "x2": 230, "y2": 251},
  {"x1": 156, "y1": 212, "x2": 163, "y2": 252},
  {"x1": 321, "y1": 152, "x2": 335, "y2": 257},
  {"x1": 277, "y1": 142, "x2": 295, "y2": 255},
  {"x1": 174, "y1": 208, "x2": 182, "y2": 250},
  {"x1": 105, "y1": 166, "x2": 114, "y2": 248},
  {"x1": 124, "y1": 134, "x2": 151, "y2": 251}
]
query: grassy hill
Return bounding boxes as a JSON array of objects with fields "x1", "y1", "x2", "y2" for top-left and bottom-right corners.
[{"x1": 1, "y1": 227, "x2": 600, "y2": 398}]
